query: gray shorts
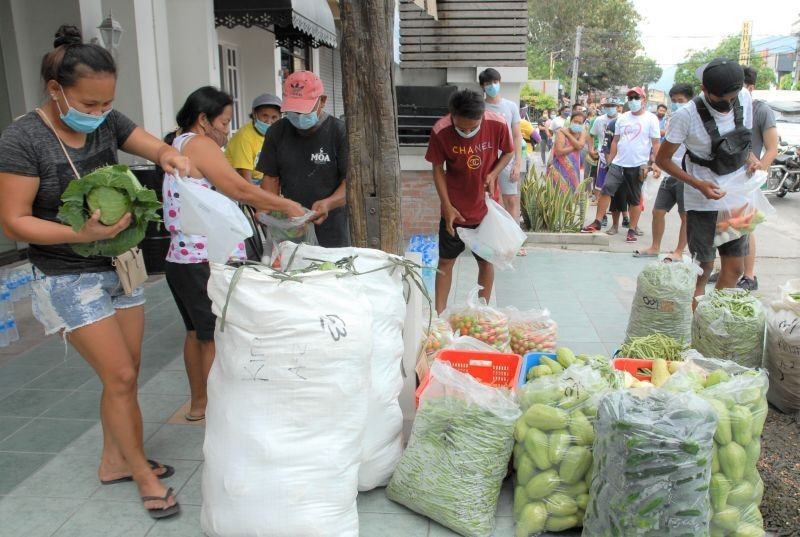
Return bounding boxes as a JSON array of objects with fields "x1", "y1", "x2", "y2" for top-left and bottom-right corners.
[
  {"x1": 498, "y1": 166, "x2": 519, "y2": 196},
  {"x1": 601, "y1": 164, "x2": 643, "y2": 207},
  {"x1": 654, "y1": 177, "x2": 685, "y2": 213},
  {"x1": 687, "y1": 210, "x2": 749, "y2": 263}
]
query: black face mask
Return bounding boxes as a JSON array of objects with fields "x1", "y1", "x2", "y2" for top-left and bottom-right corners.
[{"x1": 707, "y1": 96, "x2": 734, "y2": 113}]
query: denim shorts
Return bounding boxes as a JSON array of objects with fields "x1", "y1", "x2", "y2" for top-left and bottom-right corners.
[{"x1": 31, "y1": 269, "x2": 145, "y2": 335}]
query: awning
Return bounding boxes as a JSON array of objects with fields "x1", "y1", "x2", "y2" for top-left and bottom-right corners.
[{"x1": 214, "y1": 0, "x2": 337, "y2": 49}]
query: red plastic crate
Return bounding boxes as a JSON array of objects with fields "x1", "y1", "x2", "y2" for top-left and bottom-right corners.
[
  {"x1": 415, "y1": 349, "x2": 521, "y2": 407},
  {"x1": 612, "y1": 357, "x2": 677, "y2": 382}
]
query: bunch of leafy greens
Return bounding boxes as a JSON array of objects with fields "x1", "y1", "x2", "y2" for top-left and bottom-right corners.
[{"x1": 58, "y1": 164, "x2": 161, "y2": 257}]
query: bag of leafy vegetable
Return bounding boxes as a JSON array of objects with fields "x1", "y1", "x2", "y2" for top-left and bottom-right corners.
[
  {"x1": 58, "y1": 164, "x2": 161, "y2": 257},
  {"x1": 258, "y1": 209, "x2": 318, "y2": 252},
  {"x1": 664, "y1": 352, "x2": 769, "y2": 537},
  {"x1": 446, "y1": 286, "x2": 511, "y2": 352},
  {"x1": 387, "y1": 360, "x2": 520, "y2": 537},
  {"x1": 583, "y1": 388, "x2": 716, "y2": 536},
  {"x1": 765, "y1": 279, "x2": 800, "y2": 413},
  {"x1": 692, "y1": 289, "x2": 766, "y2": 369},
  {"x1": 513, "y1": 365, "x2": 614, "y2": 535},
  {"x1": 625, "y1": 261, "x2": 699, "y2": 345}
]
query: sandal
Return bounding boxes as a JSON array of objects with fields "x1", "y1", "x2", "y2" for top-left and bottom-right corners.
[
  {"x1": 142, "y1": 486, "x2": 180, "y2": 520},
  {"x1": 516, "y1": 248, "x2": 527, "y2": 257},
  {"x1": 632, "y1": 250, "x2": 658, "y2": 258},
  {"x1": 100, "y1": 459, "x2": 175, "y2": 485},
  {"x1": 184, "y1": 412, "x2": 206, "y2": 422}
]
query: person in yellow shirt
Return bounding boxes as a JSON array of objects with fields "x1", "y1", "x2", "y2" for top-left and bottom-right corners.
[{"x1": 225, "y1": 93, "x2": 281, "y2": 185}]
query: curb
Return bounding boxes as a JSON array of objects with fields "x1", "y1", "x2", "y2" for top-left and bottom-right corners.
[{"x1": 525, "y1": 232, "x2": 610, "y2": 248}]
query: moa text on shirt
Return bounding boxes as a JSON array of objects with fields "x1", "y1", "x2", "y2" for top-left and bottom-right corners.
[{"x1": 311, "y1": 147, "x2": 331, "y2": 164}]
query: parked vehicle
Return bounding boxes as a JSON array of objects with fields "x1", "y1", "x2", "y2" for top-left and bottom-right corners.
[{"x1": 764, "y1": 145, "x2": 800, "y2": 198}]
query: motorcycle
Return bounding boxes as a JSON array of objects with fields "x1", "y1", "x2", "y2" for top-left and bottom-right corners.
[{"x1": 763, "y1": 145, "x2": 800, "y2": 198}]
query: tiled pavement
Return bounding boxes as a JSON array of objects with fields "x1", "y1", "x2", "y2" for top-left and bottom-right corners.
[{"x1": 0, "y1": 249, "x2": 649, "y2": 536}]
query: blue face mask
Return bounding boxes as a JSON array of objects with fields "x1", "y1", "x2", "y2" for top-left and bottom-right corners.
[
  {"x1": 670, "y1": 102, "x2": 686, "y2": 112},
  {"x1": 254, "y1": 119, "x2": 270, "y2": 135},
  {"x1": 286, "y1": 110, "x2": 319, "y2": 130},
  {"x1": 570, "y1": 123, "x2": 583, "y2": 133},
  {"x1": 605, "y1": 107, "x2": 617, "y2": 117},
  {"x1": 57, "y1": 86, "x2": 110, "y2": 133},
  {"x1": 484, "y1": 82, "x2": 500, "y2": 98},
  {"x1": 627, "y1": 99, "x2": 642, "y2": 113}
]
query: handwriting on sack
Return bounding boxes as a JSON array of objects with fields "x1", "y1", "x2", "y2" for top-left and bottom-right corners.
[
  {"x1": 563, "y1": 377, "x2": 582, "y2": 399},
  {"x1": 778, "y1": 318, "x2": 800, "y2": 337},
  {"x1": 641, "y1": 295, "x2": 675, "y2": 313},
  {"x1": 320, "y1": 314, "x2": 347, "y2": 341},
  {"x1": 245, "y1": 341, "x2": 310, "y2": 382}
]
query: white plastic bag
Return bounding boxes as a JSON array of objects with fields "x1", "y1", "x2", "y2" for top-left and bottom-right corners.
[
  {"x1": 202, "y1": 263, "x2": 373, "y2": 537},
  {"x1": 278, "y1": 243, "x2": 406, "y2": 491},
  {"x1": 766, "y1": 279, "x2": 800, "y2": 413},
  {"x1": 177, "y1": 179, "x2": 252, "y2": 263},
  {"x1": 713, "y1": 170, "x2": 775, "y2": 247},
  {"x1": 457, "y1": 195, "x2": 526, "y2": 270}
]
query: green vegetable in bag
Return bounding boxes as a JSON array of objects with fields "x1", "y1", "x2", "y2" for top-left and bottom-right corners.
[{"x1": 58, "y1": 164, "x2": 162, "y2": 257}]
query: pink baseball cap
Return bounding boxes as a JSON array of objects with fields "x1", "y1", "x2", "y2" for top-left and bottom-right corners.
[
  {"x1": 626, "y1": 86, "x2": 646, "y2": 99},
  {"x1": 281, "y1": 71, "x2": 324, "y2": 114}
]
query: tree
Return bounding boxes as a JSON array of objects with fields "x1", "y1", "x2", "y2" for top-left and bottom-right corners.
[
  {"x1": 339, "y1": 0, "x2": 402, "y2": 254},
  {"x1": 675, "y1": 35, "x2": 776, "y2": 94},
  {"x1": 527, "y1": 0, "x2": 661, "y2": 91},
  {"x1": 779, "y1": 73, "x2": 795, "y2": 90},
  {"x1": 520, "y1": 84, "x2": 558, "y2": 112}
]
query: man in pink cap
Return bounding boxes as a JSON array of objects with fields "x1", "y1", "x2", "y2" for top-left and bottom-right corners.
[
  {"x1": 581, "y1": 86, "x2": 661, "y2": 243},
  {"x1": 257, "y1": 71, "x2": 350, "y2": 247}
]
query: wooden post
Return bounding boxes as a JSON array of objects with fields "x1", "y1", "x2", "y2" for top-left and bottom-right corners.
[{"x1": 340, "y1": 0, "x2": 403, "y2": 255}]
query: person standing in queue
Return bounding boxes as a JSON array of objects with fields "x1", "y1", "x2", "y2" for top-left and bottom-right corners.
[
  {"x1": 225, "y1": 93, "x2": 282, "y2": 185},
  {"x1": 0, "y1": 25, "x2": 190, "y2": 519},
  {"x1": 257, "y1": 71, "x2": 350, "y2": 247}
]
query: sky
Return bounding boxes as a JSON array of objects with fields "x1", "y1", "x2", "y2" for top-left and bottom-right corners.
[{"x1": 632, "y1": 0, "x2": 798, "y2": 89}]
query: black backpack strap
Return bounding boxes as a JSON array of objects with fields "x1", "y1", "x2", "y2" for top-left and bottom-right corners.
[
  {"x1": 693, "y1": 96, "x2": 720, "y2": 138},
  {"x1": 732, "y1": 95, "x2": 744, "y2": 128}
]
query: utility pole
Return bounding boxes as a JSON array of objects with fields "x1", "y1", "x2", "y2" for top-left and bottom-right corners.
[
  {"x1": 549, "y1": 49, "x2": 565, "y2": 80},
  {"x1": 739, "y1": 20, "x2": 752, "y2": 66},
  {"x1": 570, "y1": 26, "x2": 583, "y2": 105}
]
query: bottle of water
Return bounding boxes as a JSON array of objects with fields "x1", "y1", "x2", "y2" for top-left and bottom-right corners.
[
  {"x1": 0, "y1": 292, "x2": 7, "y2": 347},
  {"x1": 6, "y1": 317, "x2": 18, "y2": 343}
]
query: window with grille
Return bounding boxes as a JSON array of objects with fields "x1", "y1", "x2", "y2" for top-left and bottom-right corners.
[{"x1": 218, "y1": 42, "x2": 242, "y2": 131}]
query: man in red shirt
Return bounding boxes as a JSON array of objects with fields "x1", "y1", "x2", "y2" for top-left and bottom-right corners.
[{"x1": 426, "y1": 89, "x2": 514, "y2": 313}]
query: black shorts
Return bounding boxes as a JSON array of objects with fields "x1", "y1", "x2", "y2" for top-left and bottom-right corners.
[
  {"x1": 601, "y1": 164, "x2": 644, "y2": 207},
  {"x1": 687, "y1": 211, "x2": 750, "y2": 263},
  {"x1": 654, "y1": 177, "x2": 685, "y2": 213},
  {"x1": 438, "y1": 218, "x2": 485, "y2": 261},
  {"x1": 165, "y1": 261, "x2": 216, "y2": 341}
]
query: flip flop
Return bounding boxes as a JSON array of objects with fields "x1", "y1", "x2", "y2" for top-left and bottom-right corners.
[
  {"x1": 632, "y1": 250, "x2": 658, "y2": 258},
  {"x1": 100, "y1": 460, "x2": 175, "y2": 485},
  {"x1": 516, "y1": 248, "x2": 527, "y2": 257},
  {"x1": 184, "y1": 413, "x2": 206, "y2": 422},
  {"x1": 142, "y1": 486, "x2": 180, "y2": 520}
]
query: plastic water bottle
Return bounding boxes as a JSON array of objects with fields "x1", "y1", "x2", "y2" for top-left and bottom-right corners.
[{"x1": 0, "y1": 289, "x2": 7, "y2": 348}]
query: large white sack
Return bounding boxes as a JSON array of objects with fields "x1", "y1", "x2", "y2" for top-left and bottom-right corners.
[
  {"x1": 202, "y1": 263, "x2": 373, "y2": 537},
  {"x1": 279, "y1": 242, "x2": 406, "y2": 491},
  {"x1": 766, "y1": 279, "x2": 800, "y2": 413}
]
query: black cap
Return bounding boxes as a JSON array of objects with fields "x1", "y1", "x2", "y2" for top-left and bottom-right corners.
[{"x1": 698, "y1": 58, "x2": 744, "y2": 97}]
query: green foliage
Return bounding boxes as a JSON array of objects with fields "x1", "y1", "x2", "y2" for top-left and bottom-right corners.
[
  {"x1": 675, "y1": 35, "x2": 775, "y2": 94},
  {"x1": 779, "y1": 74, "x2": 795, "y2": 90},
  {"x1": 58, "y1": 164, "x2": 162, "y2": 257},
  {"x1": 520, "y1": 84, "x2": 558, "y2": 112},
  {"x1": 527, "y1": 0, "x2": 661, "y2": 91},
  {"x1": 521, "y1": 166, "x2": 589, "y2": 233}
]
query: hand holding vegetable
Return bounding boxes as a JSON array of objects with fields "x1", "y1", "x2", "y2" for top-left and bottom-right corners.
[{"x1": 76, "y1": 209, "x2": 132, "y2": 243}]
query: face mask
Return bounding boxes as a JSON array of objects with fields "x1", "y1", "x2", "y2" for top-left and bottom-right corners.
[
  {"x1": 569, "y1": 123, "x2": 583, "y2": 133},
  {"x1": 670, "y1": 102, "x2": 686, "y2": 112},
  {"x1": 605, "y1": 107, "x2": 617, "y2": 117},
  {"x1": 706, "y1": 94, "x2": 734, "y2": 113},
  {"x1": 455, "y1": 125, "x2": 481, "y2": 139},
  {"x1": 56, "y1": 86, "x2": 110, "y2": 134},
  {"x1": 562, "y1": 111, "x2": 571, "y2": 118},
  {"x1": 286, "y1": 110, "x2": 319, "y2": 130},
  {"x1": 484, "y1": 82, "x2": 500, "y2": 98},
  {"x1": 254, "y1": 119, "x2": 270, "y2": 135},
  {"x1": 628, "y1": 99, "x2": 642, "y2": 113}
]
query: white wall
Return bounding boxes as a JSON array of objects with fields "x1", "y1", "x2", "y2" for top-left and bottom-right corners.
[{"x1": 215, "y1": 26, "x2": 279, "y2": 122}]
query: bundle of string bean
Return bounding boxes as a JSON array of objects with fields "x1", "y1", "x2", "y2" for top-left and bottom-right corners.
[
  {"x1": 619, "y1": 334, "x2": 688, "y2": 361},
  {"x1": 626, "y1": 262, "x2": 697, "y2": 345},
  {"x1": 387, "y1": 361, "x2": 520, "y2": 537},
  {"x1": 692, "y1": 289, "x2": 766, "y2": 369}
]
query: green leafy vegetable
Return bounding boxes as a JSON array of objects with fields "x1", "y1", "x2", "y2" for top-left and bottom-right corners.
[
  {"x1": 58, "y1": 164, "x2": 161, "y2": 257},
  {"x1": 626, "y1": 262, "x2": 697, "y2": 344}
]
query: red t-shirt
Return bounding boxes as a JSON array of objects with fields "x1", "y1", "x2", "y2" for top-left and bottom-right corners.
[{"x1": 425, "y1": 111, "x2": 514, "y2": 225}]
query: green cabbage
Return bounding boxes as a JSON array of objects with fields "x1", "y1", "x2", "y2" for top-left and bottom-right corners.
[{"x1": 58, "y1": 164, "x2": 162, "y2": 257}]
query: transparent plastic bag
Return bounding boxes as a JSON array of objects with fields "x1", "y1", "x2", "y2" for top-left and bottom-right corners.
[
  {"x1": 416, "y1": 334, "x2": 501, "y2": 390},
  {"x1": 446, "y1": 286, "x2": 511, "y2": 352},
  {"x1": 424, "y1": 316, "x2": 455, "y2": 358},
  {"x1": 713, "y1": 170, "x2": 775, "y2": 247},
  {"x1": 457, "y1": 195, "x2": 526, "y2": 270},
  {"x1": 583, "y1": 388, "x2": 717, "y2": 536},
  {"x1": 503, "y1": 307, "x2": 558, "y2": 355},
  {"x1": 257, "y1": 209, "x2": 318, "y2": 246},
  {"x1": 513, "y1": 365, "x2": 614, "y2": 535},
  {"x1": 664, "y1": 351, "x2": 769, "y2": 537},
  {"x1": 766, "y1": 279, "x2": 800, "y2": 413},
  {"x1": 625, "y1": 261, "x2": 700, "y2": 345},
  {"x1": 692, "y1": 289, "x2": 766, "y2": 369},
  {"x1": 387, "y1": 361, "x2": 520, "y2": 537}
]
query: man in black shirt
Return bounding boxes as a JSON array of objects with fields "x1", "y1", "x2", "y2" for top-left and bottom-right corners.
[{"x1": 257, "y1": 71, "x2": 350, "y2": 247}]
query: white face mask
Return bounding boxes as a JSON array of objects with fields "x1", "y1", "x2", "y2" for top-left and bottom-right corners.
[{"x1": 455, "y1": 126, "x2": 481, "y2": 139}]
